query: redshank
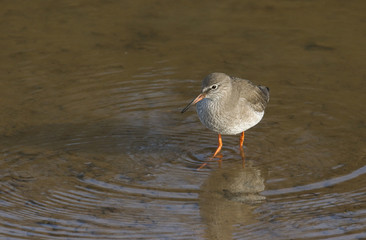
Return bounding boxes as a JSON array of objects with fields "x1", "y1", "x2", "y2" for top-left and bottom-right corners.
[{"x1": 181, "y1": 73, "x2": 269, "y2": 165}]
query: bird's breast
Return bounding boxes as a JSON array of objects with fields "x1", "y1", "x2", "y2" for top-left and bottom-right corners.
[{"x1": 196, "y1": 98, "x2": 264, "y2": 135}]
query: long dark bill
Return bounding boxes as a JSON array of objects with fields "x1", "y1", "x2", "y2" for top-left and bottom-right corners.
[{"x1": 181, "y1": 93, "x2": 205, "y2": 113}]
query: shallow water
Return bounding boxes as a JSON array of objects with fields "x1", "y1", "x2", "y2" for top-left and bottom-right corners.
[{"x1": 1, "y1": 0, "x2": 366, "y2": 239}]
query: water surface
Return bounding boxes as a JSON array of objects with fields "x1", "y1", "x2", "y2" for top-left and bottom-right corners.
[{"x1": 0, "y1": 1, "x2": 366, "y2": 239}]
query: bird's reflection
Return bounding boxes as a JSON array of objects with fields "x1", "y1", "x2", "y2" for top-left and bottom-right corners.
[{"x1": 199, "y1": 161, "x2": 265, "y2": 239}]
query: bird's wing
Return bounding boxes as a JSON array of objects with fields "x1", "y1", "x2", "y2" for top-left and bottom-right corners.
[{"x1": 234, "y1": 77, "x2": 269, "y2": 112}]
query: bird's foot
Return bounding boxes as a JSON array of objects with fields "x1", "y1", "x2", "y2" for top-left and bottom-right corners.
[{"x1": 197, "y1": 154, "x2": 223, "y2": 170}]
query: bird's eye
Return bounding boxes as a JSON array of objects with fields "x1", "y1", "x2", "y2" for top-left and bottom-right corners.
[{"x1": 211, "y1": 84, "x2": 218, "y2": 90}]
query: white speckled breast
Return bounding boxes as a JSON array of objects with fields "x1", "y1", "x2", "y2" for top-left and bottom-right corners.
[{"x1": 196, "y1": 98, "x2": 264, "y2": 135}]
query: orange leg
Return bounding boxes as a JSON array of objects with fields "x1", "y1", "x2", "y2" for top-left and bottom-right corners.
[
  {"x1": 197, "y1": 134, "x2": 223, "y2": 170},
  {"x1": 239, "y1": 131, "x2": 245, "y2": 148},
  {"x1": 212, "y1": 134, "x2": 223, "y2": 158},
  {"x1": 239, "y1": 132, "x2": 245, "y2": 167}
]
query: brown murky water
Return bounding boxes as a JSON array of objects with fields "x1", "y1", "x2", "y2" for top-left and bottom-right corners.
[{"x1": 1, "y1": 0, "x2": 366, "y2": 239}]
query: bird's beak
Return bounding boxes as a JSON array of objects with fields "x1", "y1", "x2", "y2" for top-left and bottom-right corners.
[{"x1": 181, "y1": 93, "x2": 206, "y2": 113}]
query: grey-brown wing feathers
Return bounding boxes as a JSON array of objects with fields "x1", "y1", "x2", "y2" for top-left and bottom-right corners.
[
  {"x1": 233, "y1": 77, "x2": 270, "y2": 112},
  {"x1": 258, "y1": 86, "x2": 270, "y2": 102}
]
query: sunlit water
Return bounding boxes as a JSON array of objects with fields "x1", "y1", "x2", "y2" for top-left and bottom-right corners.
[{"x1": 0, "y1": 1, "x2": 365, "y2": 239}]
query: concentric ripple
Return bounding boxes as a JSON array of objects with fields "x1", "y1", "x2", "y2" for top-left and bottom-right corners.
[
  {"x1": 1, "y1": 63, "x2": 366, "y2": 239},
  {"x1": 1, "y1": 0, "x2": 366, "y2": 239}
]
